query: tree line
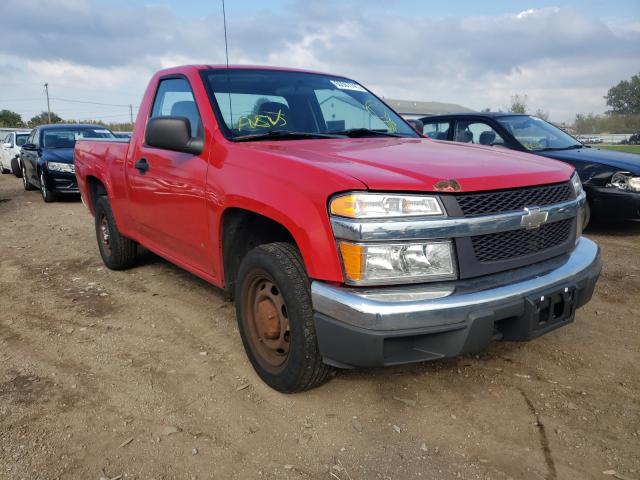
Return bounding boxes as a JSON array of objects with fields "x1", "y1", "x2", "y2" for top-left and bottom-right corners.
[
  {"x1": 486, "y1": 72, "x2": 640, "y2": 134},
  {"x1": 0, "y1": 109, "x2": 132, "y2": 132},
  {"x1": 2, "y1": 72, "x2": 638, "y2": 134}
]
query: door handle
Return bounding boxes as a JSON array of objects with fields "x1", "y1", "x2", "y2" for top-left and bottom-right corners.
[{"x1": 135, "y1": 158, "x2": 149, "y2": 173}]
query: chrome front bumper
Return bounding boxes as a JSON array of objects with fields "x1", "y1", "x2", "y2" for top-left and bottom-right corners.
[{"x1": 311, "y1": 238, "x2": 601, "y2": 368}]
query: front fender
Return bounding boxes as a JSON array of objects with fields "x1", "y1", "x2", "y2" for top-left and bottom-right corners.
[{"x1": 209, "y1": 149, "x2": 366, "y2": 283}]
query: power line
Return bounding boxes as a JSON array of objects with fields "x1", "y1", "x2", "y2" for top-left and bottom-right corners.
[
  {"x1": 0, "y1": 98, "x2": 45, "y2": 102},
  {"x1": 51, "y1": 97, "x2": 139, "y2": 108},
  {"x1": 1, "y1": 96, "x2": 139, "y2": 109}
]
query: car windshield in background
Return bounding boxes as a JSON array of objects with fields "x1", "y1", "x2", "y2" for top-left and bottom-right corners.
[
  {"x1": 202, "y1": 69, "x2": 418, "y2": 140},
  {"x1": 15, "y1": 134, "x2": 29, "y2": 146},
  {"x1": 497, "y1": 115, "x2": 582, "y2": 152},
  {"x1": 42, "y1": 128, "x2": 115, "y2": 148}
]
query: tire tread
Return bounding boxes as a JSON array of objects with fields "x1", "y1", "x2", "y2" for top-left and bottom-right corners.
[
  {"x1": 235, "y1": 242, "x2": 331, "y2": 392},
  {"x1": 95, "y1": 196, "x2": 137, "y2": 270}
]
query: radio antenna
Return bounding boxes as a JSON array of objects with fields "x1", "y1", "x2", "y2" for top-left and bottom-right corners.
[
  {"x1": 221, "y1": 0, "x2": 234, "y2": 129},
  {"x1": 222, "y1": 0, "x2": 230, "y2": 69}
]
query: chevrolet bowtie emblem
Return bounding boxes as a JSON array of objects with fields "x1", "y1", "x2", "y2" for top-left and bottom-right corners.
[{"x1": 521, "y1": 207, "x2": 549, "y2": 229}]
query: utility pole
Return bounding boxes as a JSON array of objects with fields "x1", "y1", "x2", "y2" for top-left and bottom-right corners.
[
  {"x1": 129, "y1": 104, "x2": 134, "y2": 125},
  {"x1": 44, "y1": 83, "x2": 51, "y2": 124}
]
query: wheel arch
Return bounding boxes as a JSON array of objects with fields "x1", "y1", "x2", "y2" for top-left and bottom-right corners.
[
  {"x1": 221, "y1": 207, "x2": 300, "y2": 297},
  {"x1": 85, "y1": 175, "x2": 109, "y2": 213}
]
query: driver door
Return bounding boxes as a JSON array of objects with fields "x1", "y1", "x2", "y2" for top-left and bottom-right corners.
[{"x1": 127, "y1": 76, "x2": 213, "y2": 274}]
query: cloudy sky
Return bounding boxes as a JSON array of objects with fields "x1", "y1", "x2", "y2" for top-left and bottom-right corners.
[{"x1": 0, "y1": 0, "x2": 638, "y2": 124}]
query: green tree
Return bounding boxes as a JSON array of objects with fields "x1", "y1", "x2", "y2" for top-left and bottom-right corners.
[
  {"x1": 573, "y1": 112, "x2": 640, "y2": 134},
  {"x1": 0, "y1": 109, "x2": 23, "y2": 127},
  {"x1": 605, "y1": 73, "x2": 640, "y2": 115},
  {"x1": 29, "y1": 111, "x2": 62, "y2": 127},
  {"x1": 508, "y1": 94, "x2": 528, "y2": 114},
  {"x1": 534, "y1": 109, "x2": 550, "y2": 121}
]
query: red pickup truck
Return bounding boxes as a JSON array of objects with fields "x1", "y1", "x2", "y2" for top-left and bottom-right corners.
[{"x1": 75, "y1": 65, "x2": 601, "y2": 392}]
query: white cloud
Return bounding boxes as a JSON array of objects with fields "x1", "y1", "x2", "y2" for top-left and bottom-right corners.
[{"x1": 0, "y1": 1, "x2": 638, "y2": 122}]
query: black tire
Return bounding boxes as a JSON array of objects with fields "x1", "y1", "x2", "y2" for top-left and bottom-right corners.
[
  {"x1": 11, "y1": 158, "x2": 22, "y2": 178},
  {"x1": 582, "y1": 201, "x2": 591, "y2": 230},
  {"x1": 22, "y1": 164, "x2": 36, "y2": 190},
  {"x1": 40, "y1": 170, "x2": 56, "y2": 203},
  {"x1": 235, "y1": 242, "x2": 331, "y2": 393},
  {"x1": 94, "y1": 195, "x2": 137, "y2": 270},
  {"x1": 1, "y1": 166, "x2": 9, "y2": 174}
]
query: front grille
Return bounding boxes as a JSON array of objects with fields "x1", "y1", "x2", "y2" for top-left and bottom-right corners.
[
  {"x1": 456, "y1": 182, "x2": 573, "y2": 216},
  {"x1": 471, "y1": 219, "x2": 572, "y2": 263}
]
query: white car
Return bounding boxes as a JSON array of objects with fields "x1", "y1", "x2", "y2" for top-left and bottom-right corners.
[{"x1": 1, "y1": 130, "x2": 31, "y2": 177}]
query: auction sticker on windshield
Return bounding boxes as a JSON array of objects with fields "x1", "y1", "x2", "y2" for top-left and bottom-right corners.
[{"x1": 330, "y1": 80, "x2": 366, "y2": 92}]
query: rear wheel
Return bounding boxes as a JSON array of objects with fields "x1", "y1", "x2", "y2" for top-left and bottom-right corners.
[
  {"x1": 94, "y1": 196, "x2": 137, "y2": 270},
  {"x1": 40, "y1": 171, "x2": 56, "y2": 203},
  {"x1": 22, "y1": 164, "x2": 36, "y2": 190},
  {"x1": 235, "y1": 242, "x2": 331, "y2": 393}
]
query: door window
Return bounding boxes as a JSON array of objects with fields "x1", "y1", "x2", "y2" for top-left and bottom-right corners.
[
  {"x1": 422, "y1": 121, "x2": 451, "y2": 140},
  {"x1": 151, "y1": 78, "x2": 202, "y2": 139},
  {"x1": 454, "y1": 121, "x2": 505, "y2": 145},
  {"x1": 15, "y1": 134, "x2": 28, "y2": 147},
  {"x1": 28, "y1": 130, "x2": 39, "y2": 147}
]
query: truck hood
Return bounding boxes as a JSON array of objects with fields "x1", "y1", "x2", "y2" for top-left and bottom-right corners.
[
  {"x1": 243, "y1": 137, "x2": 573, "y2": 192},
  {"x1": 42, "y1": 148, "x2": 74, "y2": 164},
  {"x1": 537, "y1": 147, "x2": 640, "y2": 175}
]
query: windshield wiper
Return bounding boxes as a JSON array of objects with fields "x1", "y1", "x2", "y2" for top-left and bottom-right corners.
[
  {"x1": 232, "y1": 130, "x2": 343, "y2": 142},
  {"x1": 328, "y1": 128, "x2": 402, "y2": 138},
  {"x1": 534, "y1": 144, "x2": 584, "y2": 152}
]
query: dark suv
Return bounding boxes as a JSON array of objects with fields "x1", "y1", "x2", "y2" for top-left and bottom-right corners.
[{"x1": 20, "y1": 124, "x2": 115, "y2": 202}]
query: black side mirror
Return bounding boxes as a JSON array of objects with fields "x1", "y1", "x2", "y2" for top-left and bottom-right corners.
[
  {"x1": 22, "y1": 143, "x2": 37, "y2": 151},
  {"x1": 406, "y1": 119, "x2": 424, "y2": 134},
  {"x1": 145, "y1": 116, "x2": 203, "y2": 155}
]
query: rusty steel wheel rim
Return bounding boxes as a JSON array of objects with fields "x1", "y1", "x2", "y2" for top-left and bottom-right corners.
[
  {"x1": 242, "y1": 270, "x2": 291, "y2": 373},
  {"x1": 99, "y1": 215, "x2": 112, "y2": 256}
]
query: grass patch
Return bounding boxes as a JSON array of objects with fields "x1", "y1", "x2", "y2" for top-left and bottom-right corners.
[{"x1": 590, "y1": 144, "x2": 640, "y2": 155}]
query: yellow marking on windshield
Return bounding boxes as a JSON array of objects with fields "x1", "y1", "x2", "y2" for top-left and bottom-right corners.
[
  {"x1": 238, "y1": 110, "x2": 287, "y2": 130},
  {"x1": 364, "y1": 100, "x2": 398, "y2": 133}
]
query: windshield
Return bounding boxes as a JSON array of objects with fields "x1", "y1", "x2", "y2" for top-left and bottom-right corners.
[
  {"x1": 15, "y1": 134, "x2": 29, "y2": 146},
  {"x1": 496, "y1": 115, "x2": 581, "y2": 151},
  {"x1": 42, "y1": 127, "x2": 115, "y2": 148},
  {"x1": 202, "y1": 69, "x2": 418, "y2": 139}
]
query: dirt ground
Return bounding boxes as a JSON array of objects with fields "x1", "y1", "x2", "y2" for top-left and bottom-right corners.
[{"x1": 0, "y1": 173, "x2": 638, "y2": 480}]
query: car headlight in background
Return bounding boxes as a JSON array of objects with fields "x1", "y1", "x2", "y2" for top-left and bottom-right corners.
[
  {"x1": 47, "y1": 162, "x2": 75, "y2": 173},
  {"x1": 338, "y1": 240, "x2": 456, "y2": 285},
  {"x1": 330, "y1": 192, "x2": 443, "y2": 218},
  {"x1": 608, "y1": 172, "x2": 640, "y2": 192},
  {"x1": 570, "y1": 172, "x2": 584, "y2": 197}
]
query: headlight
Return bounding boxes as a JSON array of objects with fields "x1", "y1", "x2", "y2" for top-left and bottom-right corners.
[
  {"x1": 330, "y1": 192, "x2": 443, "y2": 218},
  {"x1": 608, "y1": 172, "x2": 640, "y2": 192},
  {"x1": 338, "y1": 240, "x2": 456, "y2": 285},
  {"x1": 47, "y1": 162, "x2": 75, "y2": 173},
  {"x1": 570, "y1": 172, "x2": 584, "y2": 197}
]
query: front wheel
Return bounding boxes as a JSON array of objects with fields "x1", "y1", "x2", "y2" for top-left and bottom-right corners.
[
  {"x1": 40, "y1": 171, "x2": 56, "y2": 203},
  {"x1": 22, "y1": 164, "x2": 36, "y2": 190},
  {"x1": 235, "y1": 243, "x2": 331, "y2": 393},
  {"x1": 582, "y1": 201, "x2": 591, "y2": 230},
  {"x1": 94, "y1": 196, "x2": 137, "y2": 270}
]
